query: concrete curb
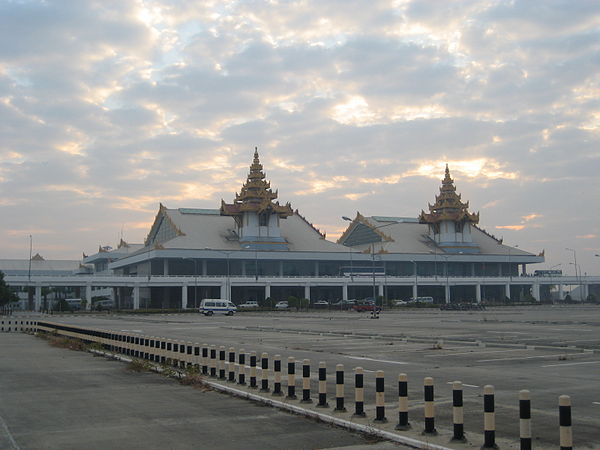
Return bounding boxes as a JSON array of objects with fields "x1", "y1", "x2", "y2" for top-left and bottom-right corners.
[{"x1": 89, "y1": 349, "x2": 452, "y2": 450}]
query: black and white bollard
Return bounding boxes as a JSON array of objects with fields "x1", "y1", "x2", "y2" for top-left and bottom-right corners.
[
  {"x1": 423, "y1": 377, "x2": 436, "y2": 435},
  {"x1": 238, "y1": 349, "x2": 246, "y2": 385},
  {"x1": 519, "y1": 390, "x2": 531, "y2": 450},
  {"x1": 219, "y1": 346, "x2": 226, "y2": 379},
  {"x1": 201, "y1": 344, "x2": 208, "y2": 375},
  {"x1": 228, "y1": 347, "x2": 236, "y2": 382},
  {"x1": 249, "y1": 351, "x2": 257, "y2": 388},
  {"x1": 287, "y1": 356, "x2": 297, "y2": 399},
  {"x1": 452, "y1": 381, "x2": 465, "y2": 441},
  {"x1": 334, "y1": 364, "x2": 346, "y2": 412},
  {"x1": 273, "y1": 354, "x2": 282, "y2": 396},
  {"x1": 194, "y1": 345, "x2": 200, "y2": 370},
  {"x1": 559, "y1": 395, "x2": 572, "y2": 450},
  {"x1": 483, "y1": 385, "x2": 497, "y2": 448},
  {"x1": 396, "y1": 373, "x2": 410, "y2": 430},
  {"x1": 209, "y1": 345, "x2": 217, "y2": 377},
  {"x1": 353, "y1": 367, "x2": 366, "y2": 417},
  {"x1": 317, "y1": 361, "x2": 328, "y2": 408},
  {"x1": 301, "y1": 359, "x2": 311, "y2": 403},
  {"x1": 260, "y1": 352, "x2": 270, "y2": 392},
  {"x1": 374, "y1": 370, "x2": 387, "y2": 423}
]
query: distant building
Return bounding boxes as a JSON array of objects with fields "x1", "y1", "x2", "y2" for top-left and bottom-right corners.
[{"x1": 104, "y1": 150, "x2": 544, "y2": 308}]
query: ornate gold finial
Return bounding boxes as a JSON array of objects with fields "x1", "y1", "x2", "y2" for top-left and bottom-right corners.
[
  {"x1": 419, "y1": 165, "x2": 479, "y2": 226},
  {"x1": 221, "y1": 148, "x2": 293, "y2": 219}
]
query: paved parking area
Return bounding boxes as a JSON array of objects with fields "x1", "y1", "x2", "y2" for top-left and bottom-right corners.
[
  {"x1": 32, "y1": 305, "x2": 600, "y2": 448},
  {"x1": 0, "y1": 333, "x2": 394, "y2": 450}
]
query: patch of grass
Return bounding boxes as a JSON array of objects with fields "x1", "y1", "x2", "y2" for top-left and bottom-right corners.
[
  {"x1": 41, "y1": 334, "x2": 89, "y2": 351},
  {"x1": 127, "y1": 359, "x2": 152, "y2": 372}
]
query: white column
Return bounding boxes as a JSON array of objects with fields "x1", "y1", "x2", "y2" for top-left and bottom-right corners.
[
  {"x1": 532, "y1": 283, "x2": 540, "y2": 302},
  {"x1": 304, "y1": 284, "x2": 311, "y2": 301},
  {"x1": 220, "y1": 282, "x2": 227, "y2": 299},
  {"x1": 559, "y1": 283, "x2": 564, "y2": 300},
  {"x1": 505, "y1": 283, "x2": 511, "y2": 299},
  {"x1": 34, "y1": 285, "x2": 42, "y2": 311},
  {"x1": 378, "y1": 283, "x2": 384, "y2": 297},
  {"x1": 182, "y1": 284, "x2": 188, "y2": 309},
  {"x1": 265, "y1": 283, "x2": 271, "y2": 299},
  {"x1": 444, "y1": 284, "x2": 450, "y2": 304},
  {"x1": 133, "y1": 285, "x2": 140, "y2": 310},
  {"x1": 412, "y1": 284, "x2": 418, "y2": 300},
  {"x1": 202, "y1": 260, "x2": 207, "y2": 276},
  {"x1": 163, "y1": 259, "x2": 169, "y2": 275},
  {"x1": 342, "y1": 284, "x2": 348, "y2": 301},
  {"x1": 476, "y1": 284, "x2": 481, "y2": 303},
  {"x1": 85, "y1": 283, "x2": 92, "y2": 310}
]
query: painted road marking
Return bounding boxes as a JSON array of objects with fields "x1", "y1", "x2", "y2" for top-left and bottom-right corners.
[
  {"x1": 425, "y1": 348, "x2": 529, "y2": 358},
  {"x1": 593, "y1": 402, "x2": 600, "y2": 405},
  {"x1": 542, "y1": 361, "x2": 600, "y2": 368},
  {"x1": 447, "y1": 382, "x2": 479, "y2": 388},
  {"x1": 477, "y1": 354, "x2": 566, "y2": 363},
  {"x1": 346, "y1": 356, "x2": 409, "y2": 365}
]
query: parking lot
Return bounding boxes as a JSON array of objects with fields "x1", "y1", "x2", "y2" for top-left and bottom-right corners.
[{"x1": 37, "y1": 305, "x2": 600, "y2": 448}]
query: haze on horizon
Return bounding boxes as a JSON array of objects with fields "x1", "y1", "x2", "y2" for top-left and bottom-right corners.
[{"x1": 0, "y1": 0, "x2": 599, "y2": 274}]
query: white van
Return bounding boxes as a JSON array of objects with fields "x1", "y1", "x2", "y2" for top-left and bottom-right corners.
[{"x1": 199, "y1": 299, "x2": 237, "y2": 316}]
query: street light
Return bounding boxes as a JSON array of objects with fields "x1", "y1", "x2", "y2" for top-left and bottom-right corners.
[{"x1": 566, "y1": 248, "x2": 581, "y2": 301}]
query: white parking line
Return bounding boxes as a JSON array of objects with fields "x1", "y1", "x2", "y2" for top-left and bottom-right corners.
[
  {"x1": 593, "y1": 402, "x2": 600, "y2": 405},
  {"x1": 477, "y1": 354, "x2": 565, "y2": 363},
  {"x1": 346, "y1": 356, "x2": 409, "y2": 365},
  {"x1": 447, "y1": 382, "x2": 479, "y2": 388},
  {"x1": 425, "y1": 348, "x2": 529, "y2": 358},
  {"x1": 542, "y1": 361, "x2": 600, "y2": 368}
]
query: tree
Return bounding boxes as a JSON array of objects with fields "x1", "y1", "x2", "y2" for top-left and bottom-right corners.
[{"x1": 0, "y1": 271, "x2": 18, "y2": 307}]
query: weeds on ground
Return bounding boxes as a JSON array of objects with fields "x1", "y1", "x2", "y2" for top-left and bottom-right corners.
[
  {"x1": 127, "y1": 359, "x2": 152, "y2": 372},
  {"x1": 39, "y1": 333, "x2": 88, "y2": 351}
]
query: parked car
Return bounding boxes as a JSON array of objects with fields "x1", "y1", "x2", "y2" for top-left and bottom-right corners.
[
  {"x1": 394, "y1": 300, "x2": 408, "y2": 306},
  {"x1": 275, "y1": 301, "x2": 289, "y2": 309},
  {"x1": 238, "y1": 300, "x2": 259, "y2": 309},
  {"x1": 199, "y1": 299, "x2": 237, "y2": 316},
  {"x1": 352, "y1": 303, "x2": 381, "y2": 312},
  {"x1": 313, "y1": 300, "x2": 329, "y2": 308}
]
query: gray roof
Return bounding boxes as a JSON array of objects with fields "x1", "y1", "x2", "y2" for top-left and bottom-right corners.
[
  {"x1": 344, "y1": 216, "x2": 537, "y2": 257},
  {"x1": 143, "y1": 208, "x2": 351, "y2": 253},
  {"x1": 0, "y1": 259, "x2": 82, "y2": 276}
]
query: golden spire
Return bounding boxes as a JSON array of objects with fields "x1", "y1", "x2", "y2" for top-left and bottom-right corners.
[
  {"x1": 419, "y1": 165, "x2": 479, "y2": 225},
  {"x1": 221, "y1": 148, "x2": 293, "y2": 219}
]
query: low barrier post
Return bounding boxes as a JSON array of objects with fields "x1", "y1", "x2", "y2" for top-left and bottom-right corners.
[
  {"x1": 374, "y1": 370, "x2": 387, "y2": 423},
  {"x1": 301, "y1": 359, "x2": 311, "y2": 403},
  {"x1": 559, "y1": 395, "x2": 572, "y2": 450},
  {"x1": 249, "y1": 351, "x2": 257, "y2": 388},
  {"x1": 423, "y1": 377, "x2": 436, "y2": 435},
  {"x1": 238, "y1": 349, "x2": 246, "y2": 385},
  {"x1": 260, "y1": 352, "x2": 270, "y2": 392},
  {"x1": 452, "y1": 381, "x2": 465, "y2": 441},
  {"x1": 483, "y1": 385, "x2": 496, "y2": 448},
  {"x1": 201, "y1": 344, "x2": 208, "y2": 375},
  {"x1": 353, "y1": 367, "x2": 365, "y2": 417},
  {"x1": 194, "y1": 345, "x2": 200, "y2": 370},
  {"x1": 519, "y1": 390, "x2": 531, "y2": 450},
  {"x1": 219, "y1": 346, "x2": 226, "y2": 379},
  {"x1": 396, "y1": 373, "x2": 410, "y2": 430},
  {"x1": 334, "y1": 364, "x2": 346, "y2": 412},
  {"x1": 209, "y1": 345, "x2": 217, "y2": 377},
  {"x1": 317, "y1": 361, "x2": 328, "y2": 408},
  {"x1": 228, "y1": 347, "x2": 236, "y2": 382},
  {"x1": 273, "y1": 355, "x2": 282, "y2": 396},
  {"x1": 287, "y1": 357, "x2": 297, "y2": 399}
]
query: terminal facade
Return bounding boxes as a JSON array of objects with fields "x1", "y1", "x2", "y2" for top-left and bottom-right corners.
[{"x1": 86, "y1": 150, "x2": 551, "y2": 309}]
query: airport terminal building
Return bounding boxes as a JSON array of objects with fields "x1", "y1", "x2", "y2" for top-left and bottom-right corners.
[{"x1": 94, "y1": 150, "x2": 548, "y2": 309}]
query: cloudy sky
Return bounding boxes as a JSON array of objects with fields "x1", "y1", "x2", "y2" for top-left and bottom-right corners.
[{"x1": 1, "y1": 0, "x2": 599, "y2": 274}]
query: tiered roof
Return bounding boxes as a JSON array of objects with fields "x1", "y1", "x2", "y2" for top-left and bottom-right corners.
[
  {"x1": 419, "y1": 165, "x2": 479, "y2": 225},
  {"x1": 220, "y1": 148, "x2": 293, "y2": 220}
]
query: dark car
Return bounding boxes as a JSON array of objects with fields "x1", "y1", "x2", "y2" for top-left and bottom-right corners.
[{"x1": 352, "y1": 303, "x2": 381, "y2": 312}]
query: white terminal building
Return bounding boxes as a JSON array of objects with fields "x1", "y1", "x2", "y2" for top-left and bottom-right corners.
[{"x1": 4, "y1": 150, "x2": 598, "y2": 310}]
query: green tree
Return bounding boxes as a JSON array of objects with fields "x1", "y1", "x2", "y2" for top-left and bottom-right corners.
[{"x1": 0, "y1": 271, "x2": 18, "y2": 306}]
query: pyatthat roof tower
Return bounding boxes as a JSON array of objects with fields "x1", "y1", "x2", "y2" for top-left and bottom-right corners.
[
  {"x1": 419, "y1": 165, "x2": 481, "y2": 253},
  {"x1": 220, "y1": 148, "x2": 293, "y2": 250}
]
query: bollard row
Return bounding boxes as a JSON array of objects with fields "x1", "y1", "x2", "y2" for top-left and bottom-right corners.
[{"x1": 36, "y1": 321, "x2": 577, "y2": 449}]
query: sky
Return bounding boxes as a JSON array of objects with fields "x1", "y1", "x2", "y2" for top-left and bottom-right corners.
[{"x1": 0, "y1": 0, "x2": 599, "y2": 275}]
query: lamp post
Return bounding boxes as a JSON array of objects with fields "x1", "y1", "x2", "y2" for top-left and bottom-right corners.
[{"x1": 566, "y1": 248, "x2": 581, "y2": 301}]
